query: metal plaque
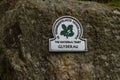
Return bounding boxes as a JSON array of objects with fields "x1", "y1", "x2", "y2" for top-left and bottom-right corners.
[{"x1": 49, "y1": 16, "x2": 87, "y2": 52}]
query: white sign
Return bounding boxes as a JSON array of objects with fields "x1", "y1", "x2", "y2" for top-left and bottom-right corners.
[{"x1": 49, "y1": 16, "x2": 87, "y2": 52}]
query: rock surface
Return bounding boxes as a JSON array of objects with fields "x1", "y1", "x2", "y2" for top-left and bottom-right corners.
[{"x1": 0, "y1": 0, "x2": 120, "y2": 80}]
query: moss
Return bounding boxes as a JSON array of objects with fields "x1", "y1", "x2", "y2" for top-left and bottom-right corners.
[
  {"x1": 0, "y1": 47, "x2": 4, "y2": 54},
  {"x1": 108, "y1": 0, "x2": 120, "y2": 7},
  {"x1": 78, "y1": 0, "x2": 120, "y2": 7},
  {"x1": 0, "y1": 0, "x2": 2, "y2": 3}
]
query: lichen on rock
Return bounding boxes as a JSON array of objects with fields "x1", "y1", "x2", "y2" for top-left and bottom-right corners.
[{"x1": 0, "y1": 0, "x2": 120, "y2": 80}]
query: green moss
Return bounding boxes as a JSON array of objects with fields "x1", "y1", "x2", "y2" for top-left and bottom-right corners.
[
  {"x1": 0, "y1": 47, "x2": 4, "y2": 54},
  {"x1": 0, "y1": 0, "x2": 3, "y2": 3},
  {"x1": 108, "y1": 0, "x2": 120, "y2": 7},
  {"x1": 79, "y1": 0, "x2": 120, "y2": 7}
]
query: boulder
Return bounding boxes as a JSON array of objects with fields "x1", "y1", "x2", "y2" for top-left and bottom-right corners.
[{"x1": 0, "y1": 0, "x2": 120, "y2": 80}]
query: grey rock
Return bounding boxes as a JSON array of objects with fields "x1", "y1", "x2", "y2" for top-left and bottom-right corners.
[{"x1": 0, "y1": 0, "x2": 120, "y2": 80}]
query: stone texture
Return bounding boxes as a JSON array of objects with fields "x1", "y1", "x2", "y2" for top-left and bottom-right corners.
[{"x1": 0, "y1": 0, "x2": 120, "y2": 80}]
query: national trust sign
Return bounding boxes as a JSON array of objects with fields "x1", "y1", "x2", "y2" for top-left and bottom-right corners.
[{"x1": 49, "y1": 16, "x2": 87, "y2": 52}]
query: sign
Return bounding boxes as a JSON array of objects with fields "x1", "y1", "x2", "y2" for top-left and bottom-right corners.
[{"x1": 49, "y1": 16, "x2": 87, "y2": 52}]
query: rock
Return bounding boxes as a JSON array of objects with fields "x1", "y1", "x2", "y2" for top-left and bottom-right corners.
[
  {"x1": 113, "y1": 9, "x2": 120, "y2": 15},
  {"x1": 0, "y1": 0, "x2": 120, "y2": 80}
]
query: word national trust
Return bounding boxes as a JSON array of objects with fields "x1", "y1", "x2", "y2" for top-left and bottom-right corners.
[{"x1": 49, "y1": 16, "x2": 87, "y2": 52}]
